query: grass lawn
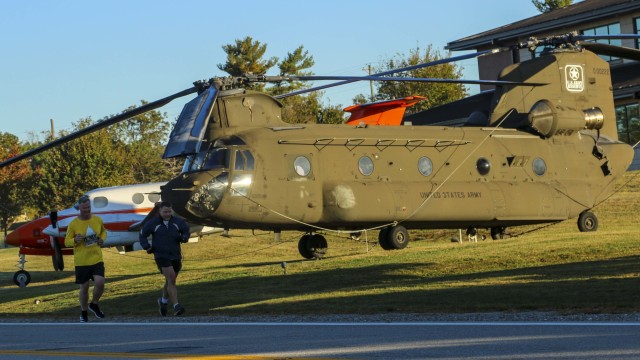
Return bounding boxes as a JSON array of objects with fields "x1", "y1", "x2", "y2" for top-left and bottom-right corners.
[{"x1": 1, "y1": 171, "x2": 638, "y2": 319}]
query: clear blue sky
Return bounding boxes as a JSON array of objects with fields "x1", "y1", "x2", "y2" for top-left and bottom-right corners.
[{"x1": 0, "y1": 1, "x2": 540, "y2": 141}]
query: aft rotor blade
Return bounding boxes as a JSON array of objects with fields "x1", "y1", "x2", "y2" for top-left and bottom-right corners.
[
  {"x1": 579, "y1": 42, "x2": 640, "y2": 61},
  {"x1": 276, "y1": 47, "x2": 510, "y2": 99},
  {"x1": 269, "y1": 75, "x2": 546, "y2": 87},
  {"x1": 0, "y1": 86, "x2": 197, "y2": 168}
]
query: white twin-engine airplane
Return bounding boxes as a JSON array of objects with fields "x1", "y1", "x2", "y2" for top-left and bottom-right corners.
[{"x1": 6, "y1": 182, "x2": 221, "y2": 287}]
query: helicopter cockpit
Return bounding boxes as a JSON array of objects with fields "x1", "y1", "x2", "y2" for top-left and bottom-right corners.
[{"x1": 166, "y1": 135, "x2": 255, "y2": 220}]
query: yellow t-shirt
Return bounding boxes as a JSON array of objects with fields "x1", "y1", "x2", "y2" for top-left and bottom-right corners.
[{"x1": 64, "y1": 215, "x2": 107, "y2": 266}]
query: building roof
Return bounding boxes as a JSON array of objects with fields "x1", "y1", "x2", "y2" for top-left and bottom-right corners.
[{"x1": 447, "y1": 0, "x2": 640, "y2": 51}]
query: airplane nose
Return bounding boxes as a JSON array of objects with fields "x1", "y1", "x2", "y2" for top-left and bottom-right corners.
[
  {"x1": 5, "y1": 222, "x2": 40, "y2": 247},
  {"x1": 4, "y1": 229, "x2": 20, "y2": 247}
]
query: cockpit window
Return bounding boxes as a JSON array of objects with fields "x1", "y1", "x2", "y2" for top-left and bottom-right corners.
[
  {"x1": 243, "y1": 150, "x2": 255, "y2": 170},
  {"x1": 234, "y1": 150, "x2": 255, "y2": 171},
  {"x1": 204, "y1": 148, "x2": 230, "y2": 170}
]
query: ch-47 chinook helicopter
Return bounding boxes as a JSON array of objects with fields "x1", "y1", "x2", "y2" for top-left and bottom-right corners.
[{"x1": 2, "y1": 32, "x2": 636, "y2": 260}]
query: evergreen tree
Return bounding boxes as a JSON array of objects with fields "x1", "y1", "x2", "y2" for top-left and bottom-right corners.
[
  {"x1": 532, "y1": 0, "x2": 572, "y2": 13},
  {"x1": 217, "y1": 37, "x2": 278, "y2": 90}
]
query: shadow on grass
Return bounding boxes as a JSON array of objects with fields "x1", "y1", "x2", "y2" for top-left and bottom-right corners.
[{"x1": 2, "y1": 255, "x2": 639, "y2": 319}]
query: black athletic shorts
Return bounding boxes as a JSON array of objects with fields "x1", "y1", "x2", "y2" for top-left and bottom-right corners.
[
  {"x1": 75, "y1": 262, "x2": 105, "y2": 284},
  {"x1": 155, "y1": 258, "x2": 182, "y2": 275}
]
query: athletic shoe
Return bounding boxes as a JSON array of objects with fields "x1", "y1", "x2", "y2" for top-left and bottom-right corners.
[
  {"x1": 173, "y1": 303, "x2": 185, "y2": 316},
  {"x1": 80, "y1": 312, "x2": 88, "y2": 323},
  {"x1": 158, "y1": 298, "x2": 167, "y2": 316},
  {"x1": 88, "y1": 303, "x2": 105, "y2": 319}
]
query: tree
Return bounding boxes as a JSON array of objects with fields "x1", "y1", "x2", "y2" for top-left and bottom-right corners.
[
  {"x1": 370, "y1": 46, "x2": 467, "y2": 114},
  {"x1": 28, "y1": 118, "x2": 135, "y2": 214},
  {"x1": 107, "y1": 103, "x2": 179, "y2": 183},
  {"x1": 0, "y1": 132, "x2": 32, "y2": 236},
  {"x1": 532, "y1": 0, "x2": 572, "y2": 13},
  {"x1": 270, "y1": 45, "x2": 315, "y2": 96},
  {"x1": 217, "y1": 37, "x2": 278, "y2": 90},
  {"x1": 20, "y1": 101, "x2": 179, "y2": 215}
]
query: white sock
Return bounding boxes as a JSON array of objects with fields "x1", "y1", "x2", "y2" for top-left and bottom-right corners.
[{"x1": 161, "y1": 298, "x2": 168, "y2": 304}]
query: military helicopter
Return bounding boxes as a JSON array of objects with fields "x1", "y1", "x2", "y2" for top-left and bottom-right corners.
[{"x1": 2, "y1": 32, "x2": 636, "y2": 260}]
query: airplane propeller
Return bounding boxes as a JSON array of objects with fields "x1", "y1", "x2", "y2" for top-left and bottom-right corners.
[
  {"x1": 49, "y1": 210, "x2": 58, "y2": 229},
  {"x1": 46, "y1": 209, "x2": 64, "y2": 271}
]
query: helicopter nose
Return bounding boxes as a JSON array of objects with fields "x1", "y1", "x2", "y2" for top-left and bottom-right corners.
[{"x1": 161, "y1": 170, "x2": 225, "y2": 222}]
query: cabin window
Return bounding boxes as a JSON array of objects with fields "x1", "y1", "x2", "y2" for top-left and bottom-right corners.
[
  {"x1": 93, "y1": 196, "x2": 108, "y2": 209},
  {"x1": 148, "y1": 193, "x2": 161, "y2": 203},
  {"x1": 294, "y1": 156, "x2": 311, "y2": 177},
  {"x1": 532, "y1": 158, "x2": 547, "y2": 176},
  {"x1": 132, "y1": 193, "x2": 144, "y2": 204},
  {"x1": 358, "y1": 156, "x2": 374, "y2": 176},
  {"x1": 476, "y1": 158, "x2": 491, "y2": 176},
  {"x1": 418, "y1": 157, "x2": 433, "y2": 176}
]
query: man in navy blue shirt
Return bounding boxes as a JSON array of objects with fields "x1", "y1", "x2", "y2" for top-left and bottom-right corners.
[{"x1": 140, "y1": 201, "x2": 190, "y2": 316}]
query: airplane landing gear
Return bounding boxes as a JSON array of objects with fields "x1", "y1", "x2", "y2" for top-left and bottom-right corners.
[
  {"x1": 577, "y1": 211, "x2": 598, "y2": 232},
  {"x1": 13, "y1": 270, "x2": 31, "y2": 288},
  {"x1": 14, "y1": 253, "x2": 31, "y2": 287},
  {"x1": 298, "y1": 233, "x2": 328, "y2": 259}
]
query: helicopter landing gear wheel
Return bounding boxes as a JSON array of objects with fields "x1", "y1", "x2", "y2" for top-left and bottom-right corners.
[
  {"x1": 13, "y1": 270, "x2": 31, "y2": 288},
  {"x1": 298, "y1": 234, "x2": 328, "y2": 259},
  {"x1": 378, "y1": 227, "x2": 392, "y2": 250},
  {"x1": 577, "y1": 211, "x2": 598, "y2": 232},
  {"x1": 490, "y1": 226, "x2": 506, "y2": 240},
  {"x1": 383, "y1": 225, "x2": 409, "y2": 250}
]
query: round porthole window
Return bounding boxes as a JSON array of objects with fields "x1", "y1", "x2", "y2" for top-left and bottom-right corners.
[
  {"x1": 148, "y1": 192, "x2": 161, "y2": 203},
  {"x1": 476, "y1": 158, "x2": 491, "y2": 176},
  {"x1": 294, "y1": 156, "x2": 311, "y2": 176},
  {"x1": 532, "y1": 157, "x2": 547, "y2": 176},
  {"x1": 132, "y1": 193, "x2": 144, "y2": 204},
  {"x1": 358, "y1": 156, "x2": 374, "y2": 176},
  {"x1": 418, "y1": 157, "x2": 433, "y2": 176}
]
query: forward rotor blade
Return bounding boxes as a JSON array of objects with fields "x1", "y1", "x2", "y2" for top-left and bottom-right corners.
[
  {"x1": 579, "y1": 42, "x2": 640, "y2": 61},
  {"x1": 0, "y1": 86, "x2": 197, "y2": 168},
  {"x1": 270, "y1": 75, "x2": 546, "y2": 87},
  {"x1": 275, "y1": 47, "x2": 510, "y2": 99},
  {"x1": 574, "y1": 34, "x2": 640, "y2": 41}
]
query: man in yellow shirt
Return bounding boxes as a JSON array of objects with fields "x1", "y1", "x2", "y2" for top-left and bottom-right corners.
[{"x1": 64, "y1": 195, "x2": 107, "y2": 323}]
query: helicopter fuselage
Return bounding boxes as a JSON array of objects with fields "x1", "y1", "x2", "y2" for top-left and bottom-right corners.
[{"x1": 162, "y1": 122, "x2": 633, "y2": 232}]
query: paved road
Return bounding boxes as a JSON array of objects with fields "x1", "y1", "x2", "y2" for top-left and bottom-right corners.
[{"x1": 1, "y1": 321, "x2": 640, "y2": 359}]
